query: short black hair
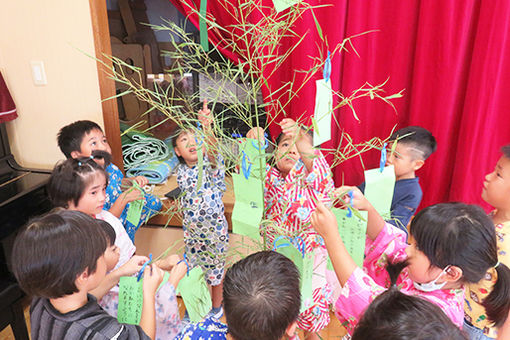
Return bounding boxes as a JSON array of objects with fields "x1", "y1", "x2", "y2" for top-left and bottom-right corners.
[
  {"x1": 223, "y1": 251, "x2": 300, "y2": 340},
  {"x1": 389, "y1": 126, "x2": 437, "y2": 160},
  {"x1": 11, "y1": 210, "x2": 107, "y2": 299},
  {"x1": 410, "y1": 202, "x2": 510, "y2": 327},
  {"x1": 501, "y1": 144, "x2": 510, "y2": 159},
  {"x1": 170, "y1": 125, "x2": 194, "y2": 164},
  {"x1": 48, "y1": 154, "x2": 109, "y2": 209},
  {"x1": 97, "y1": 219, "x2": 116, "y2": 246},
  {"x1": 275, "y1": 127, "x2": 313, "y2": 147},
  {"x1": 57, "y1": 120, "x2": 102, "y2": 158},
  {"x1": 352, "y1": 261, "x2": 467, "y2": 340}
]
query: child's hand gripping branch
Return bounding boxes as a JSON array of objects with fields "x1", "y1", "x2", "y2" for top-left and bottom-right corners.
[
  {"x1": 311, "y1": 203, "x2": 357, "y2": 286},
  {"x1": 334, "y1": 186, "x2": 386, "y2": 241},
  {"x1": 109, "y1": 186, "x2": 145, "y2": 219},
  {"x1": 140, "y1": 264, "x2": 164, "y2": 340}
]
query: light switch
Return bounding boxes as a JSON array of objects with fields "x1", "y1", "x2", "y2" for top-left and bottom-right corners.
[{"x1": 30, "y1": 61, "x2": 47, "y2": 86}]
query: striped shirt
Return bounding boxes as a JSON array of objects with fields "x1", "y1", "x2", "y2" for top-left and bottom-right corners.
[
  {"x1": 264, "y1": 151, "x2": 334, "y2": 252},
  {"x1": 30, "y1": 294, "x2": 150, "y2": 340}
]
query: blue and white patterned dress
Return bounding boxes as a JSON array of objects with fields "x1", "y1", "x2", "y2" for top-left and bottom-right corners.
[
  {"x1": 104, "y1": 163, "x2": 162, "y2": 241},
  {"x1": 176, "y1": 154, "x2": 228, "y2": 286},
  {"x1": 175, "y1": 316, "x2": 227, "y2": 340}
]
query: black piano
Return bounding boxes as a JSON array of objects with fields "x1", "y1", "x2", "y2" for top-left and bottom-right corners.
[{"x1": 0, "y1": 122, "x2": 52, "y2": 339}]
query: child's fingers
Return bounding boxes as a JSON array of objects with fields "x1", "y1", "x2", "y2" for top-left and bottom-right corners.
[{"x1": 203, "y1": 98, "x2": 208, "y2": 111}]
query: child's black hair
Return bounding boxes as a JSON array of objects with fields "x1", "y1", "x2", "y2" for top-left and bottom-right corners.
[
  {"x1": 11, "y1": 209, "x2": 107, "y2": 299},
  {"x1": 275, "y1": 126, "x2": 313, "y2": 147},
  {"x1": 410, "y1": 202, "x2": 510, "y2": 327},
  {"x1": 501, "y1": 144, "x2": 510, "y2": 159},
  {"x1": 389, "y1": 126, "x2": 437, "y2": 160},
  {"x1": 352, "y1": 261, "x2": 468, "y2": 340},
  {"x1": 48, "y1": 152, "x2": 110, "y2": 209},
  {"x1": 97, "y1": 219, "x2": 116, "y2": 246},
  {"x1": 223, "y1": 251, "x2": 300, "y2": 340},
  {"x1": 57, "y1": 120, "x2": 103, "y2": 159}
]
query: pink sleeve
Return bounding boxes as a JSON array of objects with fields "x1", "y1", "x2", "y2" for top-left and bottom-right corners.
[
  {"x1": 334, "y1": 267, "x2": 386, "y2": 335},
  {"x1": 362, "y1": 223, "x2": 409, "y2": 287}
]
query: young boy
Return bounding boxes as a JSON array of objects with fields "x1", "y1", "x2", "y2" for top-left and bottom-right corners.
[
  {"x1": 57, "y1": 120, "x2": 162, "y2": 240},
  {"x1": 464, "y1": 144, "x2": 510, "y2": 339},
  {"x1": 11, "y1": 210, "x2": 163, "y2": 339},
  {"x1": 176, "y1": 250, "x2": 301, "y2": 340},
  {"x1": 360, "y1": 126, "x2": 437, "y2": 230}
]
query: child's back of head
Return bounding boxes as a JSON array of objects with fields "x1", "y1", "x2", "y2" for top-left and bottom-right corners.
[
  {"x1": 11, "y1": 209, "x2": 107, "y2": 298},
  {"x1": 57, "y1": 120, "x2": 102, "y2": 158},
  {"x1": 352, "y1": 261, "x2": 467, "y2": 340},
  {"x1": 223, "y1": 251, "x2": 300, "y2": 340},
  {"x1": 390, "y1": 126, "x2": 437, "y2": 160}
]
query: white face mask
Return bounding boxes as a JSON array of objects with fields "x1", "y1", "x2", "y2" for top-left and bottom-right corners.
[{"x1": 413, "y1": 265, "x2": 451, "y2": 292}]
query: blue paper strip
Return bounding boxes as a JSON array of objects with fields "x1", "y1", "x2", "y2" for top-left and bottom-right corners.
[
  {"x1": 242, "y1": 151, "x2": 252, "y2": 179},
  {"x1": 323, "y1": 51, "x2": 331, "y2": 83},
  {"x1": 379, "y1": 143, "x2": 387, "y2": 173},
  {"x1": 136, "y1": 253, "x2": 152, "y2": 281}
]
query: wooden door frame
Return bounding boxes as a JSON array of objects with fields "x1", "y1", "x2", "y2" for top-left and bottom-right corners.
[{"x1": 89, "y1": 0, "x2": 124, "y2": 172}]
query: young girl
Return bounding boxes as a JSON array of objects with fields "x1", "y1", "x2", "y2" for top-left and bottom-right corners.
[
  {"x1": 464, "y1": 145, "x2": 510, "y2": 340},
  {"x1": 311, "y1": 187, "x2": 510, "y2": 337},
  {"x1": 47, "y1": 155, "x2": 186, "y2": 340},
  {"x1": 248, "y1": 119, "x2": 335, "y2": 339},
  {"x1": 171, "y1": 100, "x2": 228, "y2": 317}
]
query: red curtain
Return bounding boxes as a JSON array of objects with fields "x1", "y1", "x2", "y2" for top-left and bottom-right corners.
[{"x1": 170, "y1": 0, "x2": 510, "y2": 210}]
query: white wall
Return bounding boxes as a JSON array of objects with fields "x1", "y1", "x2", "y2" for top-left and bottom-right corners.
[{"x1": 0, "y1": 0, "x2": 104, "y2": 169}]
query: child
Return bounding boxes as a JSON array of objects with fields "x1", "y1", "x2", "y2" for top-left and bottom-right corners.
[
  {"x1": 57, "y1": 120, "x2": 162, "y2": 240},
  {"x1": 311, "y1": 188, "x2": 510, "y2": 336},
  {"x1": 248, "y1": 119, "x2": 335, "y2": 339},
  {"x1": 352, "y1": 261, "x2": 467, "y2": 340},
  {"x1": 360, "y1": 126, "x2": 437, "y2": 230},
  {"x1": 11, "y1": 209, "x2": 162, "y2": 339},
  {"x1": 176, "y1": 250, "x2": 301, "y2": 340},
  {"x1": 464, "y1": 144, "x2": 510, "y2": 339},
  {"x1": 171, "y1": 100, "x2": 228, "y2": 317},
  {"x1": 48, "y1": 156, "x2": 185, "y2": 340}
]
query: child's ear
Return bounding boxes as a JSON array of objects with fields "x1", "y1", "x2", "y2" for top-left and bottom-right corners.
[
  {"x1": 444, "y1": 265, "x2": 463, "y2": 282},
  {"x1": 413, "y1": 159, "x2": 425, "y2": 171},
  {"x1": 174, "y1": 146, "x2": 182, "y2": 157},
  {"x1": 75, "y1": 268, "x2": 91, "y2": 289},
  {"x1": 70, "y1": 150, "x2": 82, "y2": 159},
  {"x1": 285, "y1": 321, "x2": 298, "y2": 339}
]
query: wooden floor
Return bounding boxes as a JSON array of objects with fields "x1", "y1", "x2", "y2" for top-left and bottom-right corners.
[{"x1": 0, "y1": 296, "x2": 346, "y2": 340}]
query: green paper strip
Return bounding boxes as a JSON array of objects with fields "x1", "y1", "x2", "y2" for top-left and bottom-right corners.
[
  {"x1": 117, "y1": 271, "x2": 169, "y2": 325},
  {"x1": 272, "y1": 0, "x2": 300, "y2": 13},
  {"x1": 196, "y1": 146, "x2": 203, "y2": 191},
  {"x1": 231, "y1": 173, "x2": 264, "y2": 240},
  {"x1": 364, "y1": 165, "x2": 396, "y2": 218},
  {"x1": 327, "y1": 209, "x2": 368, "y2": 270},
  {"x1": 126, "y1": 183, "x2": 144, "y2": 226},
  {"x1": 177, "y1": 267, "x2": 212, "y2": 322},
  {"x1": 199, "y1": 0, "x2": 209, "y2": 52}
]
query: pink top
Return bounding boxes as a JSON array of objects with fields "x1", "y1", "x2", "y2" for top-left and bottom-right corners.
[
  {"x1": 264, "y1": 151, "x2": 334, "y2": 252},
  {"x1": 335, "y1": 223, "x2": 465, "y2": 334}
]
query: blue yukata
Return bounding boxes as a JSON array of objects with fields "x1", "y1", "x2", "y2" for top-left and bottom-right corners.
[
  {"x1": 175, "y1": 316, "x2": 227, "y2": 340},
  {"x1": 104, "y1": 163, "x2": 162, "y2": 241},
  {"x1": 176, "y1": 154, "x2": 228, "y2": 286},
  {"x1": 359, "y1": 177, "x2": 422, "y2": 232}
]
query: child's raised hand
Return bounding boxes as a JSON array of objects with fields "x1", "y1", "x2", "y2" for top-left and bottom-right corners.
[
  {"x1": 279, "y1": 118, "x2": 300, "y2": 139},
  {"x1": 142, "y1": 264, "x2": 164, "y2": 295},
  {"x1": 118, "y1": 255, "x2": 150, "y2": 277},
  {"x1": 246, "y1": 127, "x2": 265, "y2": 141},
  {"x1": 334, "y1": 186, "x2": 371, "y2": 211},
  {"x1": 133, "y1": 176, "x2": 148, "y2": 187},
  {"x1": 198, "y1": 99, "x2": 212, "y2": 128},
  {"x1": 311, "y1": 202, "x2": 339, "y2": 240}
]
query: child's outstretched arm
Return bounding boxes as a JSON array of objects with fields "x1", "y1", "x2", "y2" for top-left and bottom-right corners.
[
  {"x1": 280, "y1": 118, "x2": 315, "y2": 172},
  {"x1": 311, "y1": 203, "x2": 357, "y2": 286},
  {"x1": 140, "y1": 264, "x2": 164, "y2": 340},
  {"x1": 167, "y1": 260, "x2": 187, "y2": 288},
  {"x1": 335, "y1": 186, "x2": 385, "y2": 241},
  {"x1": 90, "y1": 255, "x2": 149, "y2": 299},
  {"x1": 109, "y1": 187, "x2": 144, "y2": 218},
  {"x1": 198, "y1": 99, "x2": 218, "y2": 164}
]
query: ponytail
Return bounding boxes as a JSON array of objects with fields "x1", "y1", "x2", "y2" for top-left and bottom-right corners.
[{"x1": 483, "y1": 262, "x2": 510, "y2": 327}]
